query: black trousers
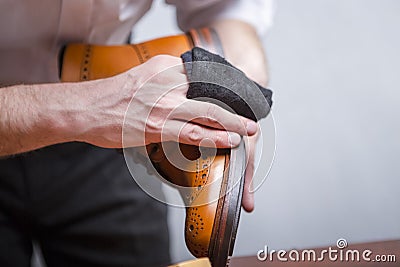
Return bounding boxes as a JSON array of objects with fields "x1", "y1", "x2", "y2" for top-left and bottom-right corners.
[{"x1": 0, "y1": 142, "x2": 170, "y2": 267}]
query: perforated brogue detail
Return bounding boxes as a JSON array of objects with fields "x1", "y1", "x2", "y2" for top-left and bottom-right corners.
[
  {"x1": 185, "y1": 207, "x2": 208, "y2": 257},
  {"x1": 184, "y1": 157, "x2": 211, "y2": 257},
  {"x1": 80, "y1": 45, "x2": 92, "y2": 81},
  {"x1": 184, "y1": 157, "x2": 210, "y2": 203}
]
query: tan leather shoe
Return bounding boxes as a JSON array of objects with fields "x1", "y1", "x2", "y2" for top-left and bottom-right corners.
[
  {"x1": 147, "y1": 141, "x2": 245, "y2": 267},
  {"x1": 60, "y1": 28, "x2": 243, "y2": 267},
  {"x1": 60, "y1": 28, "x2": 223, "y2": 82}
]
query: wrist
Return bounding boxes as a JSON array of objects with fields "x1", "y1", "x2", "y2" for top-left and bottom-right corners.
[
  {"x1": 50, "y1": 73, "x2": 133, "y2": 146},
  {"x1": 38, "y1": 80, "x2": 103, "y2": 144}
]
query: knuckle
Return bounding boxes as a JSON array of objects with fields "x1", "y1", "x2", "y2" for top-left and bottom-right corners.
[
  {"x1": 148, "y1": 55, "x2": 180, "y2": 69},
  {"x1": 187, "y1": 125, "x2": 203, "y2": 142},
  {"x1": 234, "y1": 117, "x2": 246, "y2": 132},
  {"x1": 213, "y1": 132, "x2": 226, "y2": 145},
  {"x1": 204, "y1": 114, "x2": 219, "y2": 126},
  {"x1": 174, "y1": 83, "x2": 189, "y2": 95},
  {"x1": 237, "y1": 120, "x2": 247, "y2": 134},
  {"x1": 206, "y1": 105, "x2": 219, "y2": 121}
]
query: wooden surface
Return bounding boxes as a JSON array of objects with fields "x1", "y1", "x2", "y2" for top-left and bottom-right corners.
[{"x1": 230, "y1": 240, "x2": 400, "y2": 267}]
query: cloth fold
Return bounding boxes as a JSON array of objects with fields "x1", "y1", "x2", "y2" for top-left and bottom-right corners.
[{"x1": 181, "y1": 47, "x2": 273, "y2": 122}]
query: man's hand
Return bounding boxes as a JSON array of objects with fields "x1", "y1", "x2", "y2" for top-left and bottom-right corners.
[
  {"x1": 0, "y1": 55, "x2": 258, "y2": 156},
  {"x1": 75, "y1": 55, "x2": 257, "y2": 148}
]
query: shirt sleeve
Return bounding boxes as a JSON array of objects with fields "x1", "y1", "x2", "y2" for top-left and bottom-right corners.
[{"x1": 165, "y1": 0, "x2": 275, "y2": 36}]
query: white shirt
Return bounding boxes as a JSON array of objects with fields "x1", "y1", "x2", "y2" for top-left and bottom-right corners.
[{"x1": 0, "y1": 0, "x2": 273, "y2": 85}]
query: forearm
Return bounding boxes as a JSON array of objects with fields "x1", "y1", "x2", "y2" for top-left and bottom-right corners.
[
  {"x1": 210, "y1": 19, "x2": 269, "y2": 86},
  {"x1": 0, "y1": 81, "x2": 100, "y2": 156}
]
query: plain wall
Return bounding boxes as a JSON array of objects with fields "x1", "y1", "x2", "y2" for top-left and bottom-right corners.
[{"x1": 133, "y1": 0, "x2": 400, "y2": 263}]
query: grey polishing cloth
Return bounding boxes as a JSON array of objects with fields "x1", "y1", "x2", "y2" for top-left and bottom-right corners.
[{"x1": 181, "y1": 47, "x2": 273, "y2": 122}]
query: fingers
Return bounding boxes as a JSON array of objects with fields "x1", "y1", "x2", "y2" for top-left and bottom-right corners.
[
  {"x1": 158, "y1": 120, "x2": 242, "y2": 148},
  {"x1": 241, "y1": 133, "x2": 259, "y2": 212},
  {"x1": 133, "y1": 55, "x2": 259, "y2": 145},
  {"x1": 170, "y1": 100, "x2": 258, "y2": 137},
  {"x1": 242, "y1": 156, "x2": 255, "y2": 212}
]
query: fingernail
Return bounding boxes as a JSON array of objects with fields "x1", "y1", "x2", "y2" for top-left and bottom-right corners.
[
  {"x1": 246, "y1": 121, "x2": 258, "y2": 135},
  {"x1": 229, "y1": 132, "x2": 241, "y2": 147}
]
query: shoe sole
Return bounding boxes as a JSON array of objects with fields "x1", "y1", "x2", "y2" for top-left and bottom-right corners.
[{"x1": 209, "y1": 141, "x2": 246, "y2": 267}]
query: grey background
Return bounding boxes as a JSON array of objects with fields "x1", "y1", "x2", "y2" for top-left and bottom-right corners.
[
  {"x1": 134, "y1": 0, "x2": 400, "y2": 263},
  {"x1": 33, "y1": 0, "x2": 400, "y2": 265}
]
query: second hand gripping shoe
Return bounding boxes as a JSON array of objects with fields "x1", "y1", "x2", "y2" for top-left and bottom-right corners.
[{"x1": 60, "y1": 28, "x2": 269, "y2": 267}]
